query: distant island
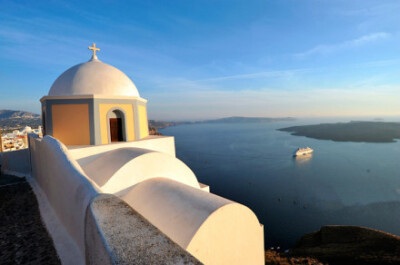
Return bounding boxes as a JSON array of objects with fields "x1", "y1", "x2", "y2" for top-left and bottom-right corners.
[
  {"x1": 150, "y1": 116, "x2": 295, "y2": 129},
  {"x1": 279, "y1": 121, "x2": 400, "y2": 143},
  {"x1": 148, "y1": 117, "x2": 295, "y2": 135}
]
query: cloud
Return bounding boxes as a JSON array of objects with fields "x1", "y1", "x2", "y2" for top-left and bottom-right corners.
[
  {"x1": 141, "y1": 67, "x2": 312, "y2": 97},
  {"x1": 192, "y1": 68, "x2": 311, "y2": 83},
  {"x1": 335, "y1": 2, "x2": 400, "y2": 17},
  {"x1": 294, "y1": 32, "x2": 391, "y2": 58},
  {"x1": 0, "y1": 27, "x2": 91, "y2": 66}
]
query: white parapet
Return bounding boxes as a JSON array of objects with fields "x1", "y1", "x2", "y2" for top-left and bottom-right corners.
[
  {"x1": 78, "y1": 147, "x2": 200, "y2": 194},
  {"x1": 68, "y1": 135, "x2": 176, "y2": 163},
  {"x1": 29, "y1": 135, "x2": 101, "y2": 263},
  {"x1": 121, "y1": 177, "x2": 265, "y2": 265}
]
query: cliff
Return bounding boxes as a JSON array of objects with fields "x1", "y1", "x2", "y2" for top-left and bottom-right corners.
[
  {"x1": 289, "y1": 226, "x2": 400, "y2": 265},
  {"x1": 149, "y1": 125, "x2": 163, "y2": 136},
  {"x1": 279, "y1": 121, "x2": 400, "y2": 143},
  {"x1": 148, "y1": 116, "x2": 296, "y2": 130}
]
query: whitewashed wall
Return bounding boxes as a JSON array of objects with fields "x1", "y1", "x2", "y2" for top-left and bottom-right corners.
[
  {"x1": 122, "y1": 178, "x2": 265, "y2": 265},
  {"x1": 29, "y1": 135, "x2": 101, "y2": 262},
  {"x1": 80, "y1": 147, "x2": 200, "y2": 194},
  {"x1": 69, "y1": 135, "x2": 176, "y2": 165},
  {"x1": 27, "y1": 134, "x2": 264, "y2": 265},
  {"x1": 0, "y1": 148, "x2": 30, "y2": 177}
]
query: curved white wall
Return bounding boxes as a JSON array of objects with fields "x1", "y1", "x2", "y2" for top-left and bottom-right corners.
[
  {"x1": 27, "y1": 135, "x2": 264, "y2": 264},
  {"x1": 80, "y1": 147, "x2": 200, "y2": 194},
  {"x1": 121, "y1": 178, "x2": 264, "y2": 265},
  {"x1": 29, "y1": 136, "x2": 100, "y2": 258}
]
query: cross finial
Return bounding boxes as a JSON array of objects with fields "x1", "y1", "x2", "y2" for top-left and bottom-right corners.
[{"x1": 88, "y1": 43, "x2": 100, "y2": 60}]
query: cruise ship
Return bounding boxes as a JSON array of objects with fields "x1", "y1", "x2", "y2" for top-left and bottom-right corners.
[{"x1": 294, "y1": 147, "x2": 313, "y2": 157}]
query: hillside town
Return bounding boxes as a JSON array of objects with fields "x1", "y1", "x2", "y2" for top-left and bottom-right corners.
[{"x1": 0, "y1": 126, "x2": 42, "y2": 152}]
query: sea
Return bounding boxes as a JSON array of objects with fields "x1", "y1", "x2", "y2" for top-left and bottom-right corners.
[{"x1": 159, "y1": 117, "x2": 400, "y2": 249}]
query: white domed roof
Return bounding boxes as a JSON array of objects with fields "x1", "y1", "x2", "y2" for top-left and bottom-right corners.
[{"x1": 48, "y1": 57, "x2": 139, "y2": 97}]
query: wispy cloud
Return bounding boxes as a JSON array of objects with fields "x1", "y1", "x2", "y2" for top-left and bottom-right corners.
[
  {"x1": 294, "y1": 32, "x2": 391, "y2": 58},
  {"x1": 192, "y1": 68, "x2": 311, "y2": 82},
  {"x1": 140, "y1": 67, "x2": 313, "y2": 97},
  {"x1": 0, "y1": 27, "x2": 90, "y2": 65},
  {"x1": 335, "y1": 2, "x2": 400, "y2": 18}
]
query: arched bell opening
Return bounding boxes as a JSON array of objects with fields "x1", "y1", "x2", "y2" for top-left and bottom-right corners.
[{"x1": 107, "y1": 109, "x2": 126, "y2": 143}]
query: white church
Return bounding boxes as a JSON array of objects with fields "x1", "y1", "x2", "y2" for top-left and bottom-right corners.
[{"x1": 1, "y1": 44, "x2": 264, "y2": 265}]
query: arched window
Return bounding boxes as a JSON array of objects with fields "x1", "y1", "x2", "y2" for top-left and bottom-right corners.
[{"x1": 108, "y1": 109, "x2": 126, "y2": 142}]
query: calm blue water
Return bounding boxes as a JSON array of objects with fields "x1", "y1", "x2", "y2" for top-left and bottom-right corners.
[{"x1": 160, "y1": 119, "x2": 400, "y2": 249}]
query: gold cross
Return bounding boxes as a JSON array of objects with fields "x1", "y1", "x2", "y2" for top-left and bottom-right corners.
[{"x1": 88, "y1": 43, "x2": 100, "y2": 57}]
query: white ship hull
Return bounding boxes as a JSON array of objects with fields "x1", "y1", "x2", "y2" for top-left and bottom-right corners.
[{"x1": 294, "y1": 147, "x2": 313, "y2": 157}]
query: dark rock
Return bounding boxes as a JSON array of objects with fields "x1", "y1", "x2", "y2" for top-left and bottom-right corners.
[{"x1": 290, "y1": 225, "x2": 400, "y2": 265}]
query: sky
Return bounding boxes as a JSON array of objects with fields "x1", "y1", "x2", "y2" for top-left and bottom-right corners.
[{"x1": 0, "y1": 0, "x2": 400, "y2": 120}]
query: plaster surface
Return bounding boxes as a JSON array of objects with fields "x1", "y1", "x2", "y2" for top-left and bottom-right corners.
[
  {"x1": 80, "y1": 147, "x2": 200, "y2": 194},
  {"x1": 29, "y1": 135, "x2": 101, "y2": 258},
  {"x1": 69, "y1": 135, "x2": 176, "y2": 163},
  {"x1": 85, "y1": 194, "x2": 202, "y2": 265},
  {"x1": 48, "y1": 58, "x2": 139, "y2": 97},
  {"x1": 42, "y1": 97, "x2": 148, "y2": 145},
  {"x1": 99, "y1": 103, "x2": 135, "y2": 143},
  {"x1": 138, "y1": 104, "x2": 149, "y2": 138},
  {"x1": 52, "y1": 103, "x2": 90, "y2": 145},
  {"x1": 0, "y1": 148, "x2": 30, "y2": 177},
  {"x1": 121, "y1": 178, "x2": 264, "y2": 265},
  {"x1": 42, "y1": 98, "x2": 95, "y2": 144}
]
